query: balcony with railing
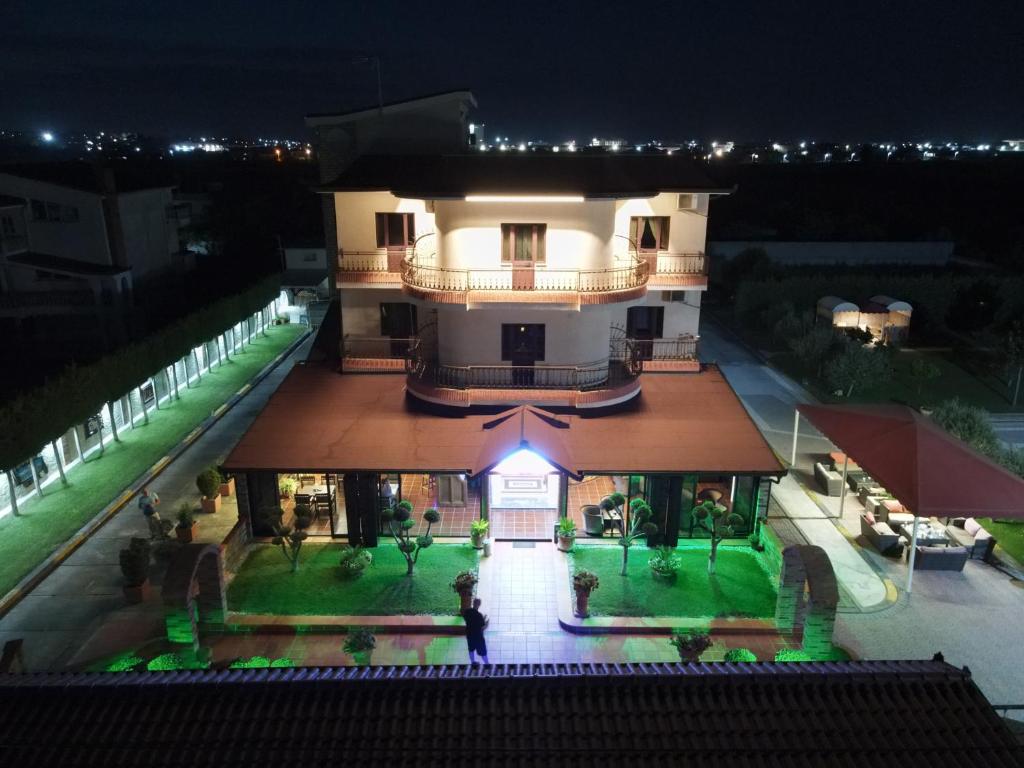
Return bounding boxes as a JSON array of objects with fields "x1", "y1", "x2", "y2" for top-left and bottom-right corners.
[
  {"x1": 335, "y1": 248, "x2": 410, "y2": 286},
  {"x1": 341, "y1": 334, "x2": 422, "y2": 373},
  {"x1": 628, "y1": 249, "x2": 708, "y2": 288},
  {"x1": 610, "y1": 330, "x2": 701, "y2": 372},
  {"x1": 399, "y1": 257, "x2": 649, "y2": 306}
]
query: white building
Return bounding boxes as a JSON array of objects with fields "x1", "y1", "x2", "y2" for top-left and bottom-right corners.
[
  {"x1": 321, "y1": 153, "x2": 724, "y2": 408},
  {"x1": 0, "y1": 161, "x2": 194, "y2": 348}
]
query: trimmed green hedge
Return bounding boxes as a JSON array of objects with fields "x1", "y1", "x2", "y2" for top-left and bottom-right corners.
[{"x1": 0, "y1": 273, "x2": 281, "y2": 468}]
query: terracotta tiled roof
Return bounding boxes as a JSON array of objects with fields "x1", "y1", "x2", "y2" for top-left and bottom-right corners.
[
  {"x1": 222, "y1": 367, "x2": 784, "y2": 476},
  {"x1": 0, "y1": 661, "x2": 1019, "y2": 767}
]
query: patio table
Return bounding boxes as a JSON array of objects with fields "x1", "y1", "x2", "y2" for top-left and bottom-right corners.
[{"x1": 898, "y1": 521, "x2": 949, "y2": 547}]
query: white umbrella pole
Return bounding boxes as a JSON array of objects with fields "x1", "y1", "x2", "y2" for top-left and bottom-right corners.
[
  {"x1": 906, "y1": 515, "x2": 920, "y2": 594},
  {"x1": 790, "y1": 411, "x2": 800, "y2": 466},
  {"x1": 838, "y1": 455, "x2": 850, "y2": 519}
]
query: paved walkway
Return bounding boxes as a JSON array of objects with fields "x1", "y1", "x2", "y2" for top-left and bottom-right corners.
[{"x1": 0, "y1": 335, "x2": 314, "y2": 671}]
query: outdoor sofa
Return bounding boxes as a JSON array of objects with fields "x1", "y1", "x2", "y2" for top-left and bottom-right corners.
[
  {"x1": 814, "y1": 462, "x2": 844, "y2": 496},
  {"x1": 945, "y1": 518, "x2": 997, "y2": 561},
  {"x1": 911, "y1": 544, "x2": 969, "y2": 571},
  {"x1": 860, "y1": 513, "x2": 904, "y2": 557}
]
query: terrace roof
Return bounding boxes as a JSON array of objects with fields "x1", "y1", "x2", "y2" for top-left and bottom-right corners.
[{"x1": 223, "y1": 366, "x2": 784, "y2": 477}]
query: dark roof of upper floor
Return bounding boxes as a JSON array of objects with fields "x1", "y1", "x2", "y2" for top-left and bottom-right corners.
[
  {"x1": 320, "y1": 153, "x2": 732, "y2": 199},
  {"x1": 0, "y1": 161, "x2": 176, "y2": 194},
  {"x1": 0, "y1": 660, "x2": 1020, "y2": 767}
]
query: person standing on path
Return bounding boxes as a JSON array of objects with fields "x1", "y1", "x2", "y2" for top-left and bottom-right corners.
[
  {"x1": 138, "y1": 487, "x2": 160, "y2": 519},
  {"x1": 462, "y1": 597, "x2": 489, "y2": 664}
]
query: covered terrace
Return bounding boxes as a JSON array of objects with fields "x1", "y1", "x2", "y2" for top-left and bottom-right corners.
[{"x1": 223, "y1": 365, "x2": 785, "y2": 544}]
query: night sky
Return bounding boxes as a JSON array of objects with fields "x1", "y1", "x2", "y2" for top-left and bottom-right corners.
[{"x1": 4, "y1": 0, "x2": 1023, "y2": 142}]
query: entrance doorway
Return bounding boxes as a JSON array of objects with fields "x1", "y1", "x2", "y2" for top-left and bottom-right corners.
[
  {"x1": 502, "y1": 323, "x2": 545, "y2": 386},
  {"x1": 488, "y1": 448, "x2": 561, "y2": 539},
  {"x1": 380, "y1": 302, "x2": 417, "y2": 356},
  {"x1": 626, "y1": 306, "x2": 664, "y2": 360}
]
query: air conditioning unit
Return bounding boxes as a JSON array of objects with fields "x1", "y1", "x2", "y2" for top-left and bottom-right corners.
[{"x1": 677, "y1": 193, "x2": 696, "y2": 211}]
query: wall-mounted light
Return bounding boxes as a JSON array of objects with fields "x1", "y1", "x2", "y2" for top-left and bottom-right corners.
[{"x1": 464, "y1": 195, "x2": 585, "y2": 203}]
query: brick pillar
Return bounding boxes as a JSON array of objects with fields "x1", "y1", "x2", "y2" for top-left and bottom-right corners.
[
  {"x1": 195, "y1": 554, "x2": 227, "y2": 625},
  {"x1": 165, "y1": 602, "x2": 198, "y2": 650},
  {"x1": 775, "y1": 546, "x2": 808, "y2": 634},
  {"x1": 235, "y1": 473, "x2": 252, "y2": 535},
  {"x1": 802, "y1": 605, "x2": 837, "y2": 658}
]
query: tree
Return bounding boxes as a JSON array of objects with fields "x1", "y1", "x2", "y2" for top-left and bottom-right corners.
[
  {"x1": 380, "y1": 500, "x2": 440, "y2": 576},
  {"x1": 606, "y1": 496, "x2": 658, "y2": 576},
  {"x1": 691, "y1": 499, "x2": 744, "y2": 575},
  {"x1": 932, "y1": 398, "x2": 999, "y2": 456},
  {"x1": 999, "y1": 321, "x2": 1024, "y2": 406},
  {"x1": 824, "y1": 343, "x2": 890, "y2": 398},
  {"x1": 260, "y1": 505, "x2": 312, "y2": 573},
  {"x1": 909, "y1": 357, "x2": 941, "y2": 399},
  {"x1": 789, "y1": 326, "x2": 838, "y2": 377}
]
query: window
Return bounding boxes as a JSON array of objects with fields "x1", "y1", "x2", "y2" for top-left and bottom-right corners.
[
  {"x1": 661, "y1": 291, "x2": 690, "y2": 303},
  {"x1": 375, "y1": 212, "x2": 415, "y2": 248},
  {"x1": 500, "y1": 224, "x2": 546, "y2": 263},
  {"x1": 677, "y1": 194, "x2": 696, "y2": 210},
  {"x1": 1, "y1": 216, "x2": 15, "y2": 236},
  {"x1": 501, "y1": 323, "x2": 545, "y2": 361},
  {"x1": 30, "y1": 200, "x2": 46, "y2": 220},
  {"x1": 302, "y1": 252, "x2": 318, "y2": 262},
  {"x1": 29, "y1": 199, "x2": 76, "y2": 222},
  {"x1": 626, "y1": 306, "x2": 664, "y2": 338},
  {"x1": 629, "y1": 216, "x2": 670, "y2": 251}
]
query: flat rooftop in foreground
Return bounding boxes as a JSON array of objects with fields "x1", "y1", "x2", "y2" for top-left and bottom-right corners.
[{"x1": 223, "y1": 366, "x2": 784, "y2": 476}]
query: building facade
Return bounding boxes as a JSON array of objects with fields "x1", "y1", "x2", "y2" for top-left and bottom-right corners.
[{"x1": 225, "y1": 110, "x2": 784, "y2": 545}]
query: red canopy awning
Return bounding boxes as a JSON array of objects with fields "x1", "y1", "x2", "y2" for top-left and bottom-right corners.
[{"x1": 797, "y1": 404, "x2": 1024, "y2": 519}]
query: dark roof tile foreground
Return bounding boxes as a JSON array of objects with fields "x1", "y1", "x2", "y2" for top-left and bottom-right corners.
[
  {"x1": 0, "y1": 661, "x2": 1020, "y2": 767},
  {"x1": 321, "y1": 153, "x2": 730, "y2": 198}
]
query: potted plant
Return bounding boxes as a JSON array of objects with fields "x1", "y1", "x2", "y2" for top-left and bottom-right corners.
[
  {"x1": 176, "y1": 505, "x2": 197, "y2": 543},
  {"x1": 648, "y1": 545, "x2": 680, "y2": 580},
  {"x1": 469, "y1": 519, "x2": 489, "y2": 549},
  {"x1": 119, "y1": 537, "x2": 151, "y2": 603},
  {"x1": 279, "y1": 476, "x2": 297, "y2": 499},
  {"x1": 196, "y1": 467, "x2": 222, "y2": 514},
  {"x1": 451, "y1": 570, "x2": 478, "y2": 611},
  {"x1": 219, "y1": 468, "x2": 235, "y2": 498},
  {"x1": 557, "y1": 517, "x2": 577, "y2": 552},
  {"x1": 339, "y1": 545, "x2": 372, "y2": 579},
  {"x1": 344, "y1": 628, "x2": 376, "y2": 666},
  {"x1": 572, "y1": 570, "x2": 600, "y2": 618},
  {"x1": 671, "y1": 631, "x2": 712, "y2": 663}
]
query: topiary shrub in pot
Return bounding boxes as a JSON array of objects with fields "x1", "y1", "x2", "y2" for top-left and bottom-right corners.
[
  {"x1": 469, "y1": 519, "x2": 489, "y2": 549},
  {"x1": 175, "y1": 505, "x2": 197, "y2": 544},
  {"x1": 197, "y1": 468, "x2": 222, "y2": 514},
  {"x1": 218, "y1": 468, "x2": 235, "y2": 498},
  {"x1": 451, "y1": 570, "x2": 478, "y2": 611},
  {"x1": 278, "y1": 477, "x2": 297, "y2": 499},
  {"x1": 670, "y1": 631, "x2": 712, "y2": 663},
  {"x1": 119, "y1": 537, "x2": 151, "y2": 603},
  {"x1": 557, "y1": 517, "x2": 577, "y2": 552},
  {"x1": 572, "y1": 570, "x2": 600, "y2": 618},
  {"x1": 339, "y1": 545, "x2": 372, "y2": 579},
  {"x1": 344, "y1": 628, "x2": 376, "y2": 666}
]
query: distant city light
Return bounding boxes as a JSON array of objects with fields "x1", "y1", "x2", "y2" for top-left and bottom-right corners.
[{"x1": 41, "y1": 131, "x2": 54, "y2": 143}]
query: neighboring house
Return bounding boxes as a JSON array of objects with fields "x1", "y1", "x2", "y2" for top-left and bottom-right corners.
[
  {"x1": 278, "y1": 243, "x2": 330, "y2": 325},
  {"x1": 224, "y1": 94, "x2": 784, "y2": 547},
  {"x1": 0, "y1": 162, "x2": 194, "y2": 350}
]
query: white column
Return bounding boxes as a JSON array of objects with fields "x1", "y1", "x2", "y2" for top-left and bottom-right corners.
[
  {"x1": 906, "y1": 515, "x2": 920, "y2": 593},
  {"x1": 790, "y1": 410, "x2": 800, "y2": 466}
]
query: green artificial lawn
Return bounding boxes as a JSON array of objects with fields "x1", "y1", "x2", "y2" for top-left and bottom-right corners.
[
  {"x1": 227, "y1": 543, "x2": 479, "y2": 616},
  {"x1": 569, "y1": 544, "x2": 777, "y2": 619},
  {"x1": 0, "y1": 324, "x2": 305, "y2": 597},
  {"x1": 977, "y1": 518, "x2": 1024, "y2": 566},
  {"x1": 773, "y1": 348, "x2": 1015, "y2": 412}
]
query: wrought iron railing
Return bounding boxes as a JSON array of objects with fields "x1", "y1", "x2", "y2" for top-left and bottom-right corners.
[
  {"x1": 609, "y1": 333, "x2": 699, "y2": 361},
  {"x1": 401, "y1": 258, "x2": 649, "y2": 295},
  {"x1": 336, "y1": 248, "x2": 413, "y2": 272},
  {"x1": 625, "y1": 249, "x2": 707, "y2": 275},
  {"x1": 409, "y1": 358, "x2": 641, "y2": 391}
]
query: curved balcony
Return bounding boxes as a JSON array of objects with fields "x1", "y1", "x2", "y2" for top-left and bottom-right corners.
[
  {"x1": 405, "y1": 356, "x2": 643, "y2": 408},
  {"x1": 400, "y1": 257, "x2": 649, "y2": 306},
  {"x1": 335, "y1": 248, "x2": 409, "y2": 286},
  {"x1": 628, "y1": 249, "x2": 708, "y2": 289}
]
